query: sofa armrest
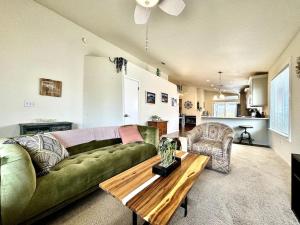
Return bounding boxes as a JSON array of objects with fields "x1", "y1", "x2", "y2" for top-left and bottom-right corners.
[
  {"x1": 186, "y1": 129, "x2": 202, "y2": 151},
  {"x1": 138, "y1": 126, "x2": 159, "y2": 149},
  {"x1": 0, "y1": 139, "x2": 36, "y2": 225}
]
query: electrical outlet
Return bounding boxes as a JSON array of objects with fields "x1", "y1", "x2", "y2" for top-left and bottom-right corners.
[{"x1": 24, "y1": 100, "x2": 35, "y2": 108}]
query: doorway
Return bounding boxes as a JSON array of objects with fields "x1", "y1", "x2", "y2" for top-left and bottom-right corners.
[{"x1": 123, "y1": 77, "x2": 139, "y2": 125}]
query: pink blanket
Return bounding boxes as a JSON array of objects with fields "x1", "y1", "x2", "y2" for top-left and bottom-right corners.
[{"x1": 52, "y1": 126, "x2": 120, "y2": 148}]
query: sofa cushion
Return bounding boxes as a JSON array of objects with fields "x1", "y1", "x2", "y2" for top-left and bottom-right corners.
[
  {"x1": 119, "y1": 125, "x2": 144, "y2": 144},
  {"x1": 192, "y1": 139, "x2": 223, "y2": 159},
  {"x1": 66, "y1": 138, "x2": 122, "y2": 156},
  {"x1": 14, "y1": 133, "x2": 69, "y2": 176},
  {"x1": 20, "y1": 142, "x2": 157, "y2": 221}
]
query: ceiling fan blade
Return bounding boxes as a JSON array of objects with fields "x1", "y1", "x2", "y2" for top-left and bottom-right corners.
[
  {"x1": 158, "y1": 0, "x2": 186, "y2": 16},
  {"x1": 134, "y1": 4, "x2": 151, "y2": 24}
]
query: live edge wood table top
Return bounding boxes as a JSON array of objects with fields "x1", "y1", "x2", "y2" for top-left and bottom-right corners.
[{"x1": 100, "y1": 151, "x2": 210, "y2": 225}]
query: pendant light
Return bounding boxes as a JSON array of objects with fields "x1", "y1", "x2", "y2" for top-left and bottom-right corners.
[{"x1": 213, "y1": 71, "x2": 225, "y2": 100}]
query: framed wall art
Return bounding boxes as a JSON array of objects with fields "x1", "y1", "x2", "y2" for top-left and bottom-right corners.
[
  {"x1": 39, "y1": 78, "x2": 62, "y2": 97},
  {"x1": 161, "y1": 93, "x2": 168, "y2": 103},
  {"x1": 146, "y1": 91, "x2": 156, "y2": 104}
]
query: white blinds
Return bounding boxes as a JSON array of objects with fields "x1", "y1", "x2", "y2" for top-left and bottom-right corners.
[{"x1": 270, "y1": 66, "x2": 290, "y2": 137}]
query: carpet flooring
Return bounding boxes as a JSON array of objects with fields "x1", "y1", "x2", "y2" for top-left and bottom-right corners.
[{"x1": 39, "y1": 144, "x2": 299, "y2": 225}]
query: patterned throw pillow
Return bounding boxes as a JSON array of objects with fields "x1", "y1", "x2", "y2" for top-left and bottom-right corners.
[{"x1": 14, "y1": 133, "x2": 69, "y2": 176}]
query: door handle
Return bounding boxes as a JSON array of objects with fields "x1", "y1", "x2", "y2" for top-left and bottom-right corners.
[{"x1": 124, "y1": 114, "x2": 129, "y2": 117}]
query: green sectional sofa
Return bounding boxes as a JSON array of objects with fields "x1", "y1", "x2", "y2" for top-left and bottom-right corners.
[{"x1": 0, "y1": 125, "x2": 159, "y2": 225}]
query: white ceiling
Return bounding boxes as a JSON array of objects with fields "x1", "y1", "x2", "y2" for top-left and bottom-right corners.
[{"x1": 35, "y1": 0, "x2": 300, "y2": 92}]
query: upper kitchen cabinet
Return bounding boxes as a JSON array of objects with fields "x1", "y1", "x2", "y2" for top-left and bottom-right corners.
[{"x1": 248, "y1": 74, "x2": 268, "y2": 107}]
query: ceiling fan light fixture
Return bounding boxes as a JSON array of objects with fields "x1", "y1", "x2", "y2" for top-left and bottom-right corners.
[{"x1": 136, "y1": 0, "x2": 159, "y2": 8}]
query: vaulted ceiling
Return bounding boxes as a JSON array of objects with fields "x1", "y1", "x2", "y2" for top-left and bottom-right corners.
[{"x1": 35, "y1": 0, "x2": 300, "y2": 92}]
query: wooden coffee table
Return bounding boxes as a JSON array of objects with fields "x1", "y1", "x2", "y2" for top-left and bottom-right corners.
[{"x1": 100, "y1": 151, "x2": 209, "y2": 225}]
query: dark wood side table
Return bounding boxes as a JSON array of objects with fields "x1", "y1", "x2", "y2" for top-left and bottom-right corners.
[
  {"x1": 19, "y1": 122, "x2": 72, "y2": 135},
  {"x1": 292, "y1": 154, "x2": 300, "y2": 222},
  {"x1": 147, "y1": 120, "x2": 168, "y2": 137}
]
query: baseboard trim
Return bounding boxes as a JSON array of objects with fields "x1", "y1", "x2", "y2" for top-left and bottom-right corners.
[{"x1": 233, "y1": 142, "x2": 271, "y2": 148}]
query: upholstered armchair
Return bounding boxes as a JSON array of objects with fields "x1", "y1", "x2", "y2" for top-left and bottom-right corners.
[{"x1": 186, "y1": 122, "x2": 234, "y2": 173}]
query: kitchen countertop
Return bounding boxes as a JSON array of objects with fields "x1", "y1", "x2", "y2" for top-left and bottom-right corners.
[{"x1": 201, "y1": 116, "x2": 269, "y2": 120}]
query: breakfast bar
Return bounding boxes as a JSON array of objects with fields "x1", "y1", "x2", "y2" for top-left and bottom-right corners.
[{"x1": 201, "y1": 116, "x2": 270, "y2": 146}]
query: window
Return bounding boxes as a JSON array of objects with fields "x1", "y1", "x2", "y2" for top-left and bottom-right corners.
[
  {"x1": 213, "y1": 102, "x2": 237, "y2": 117},
  {"x1": 270, "y1": 66, "x2": 290, "y2": 137}
]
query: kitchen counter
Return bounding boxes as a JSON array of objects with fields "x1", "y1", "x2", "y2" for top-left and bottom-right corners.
[
  {"x1": 201, "y1": 116, "x2": 269, "y2": 120},
  {"x1": 201, "y1": 116, "x2": 270, "y2": 146}
]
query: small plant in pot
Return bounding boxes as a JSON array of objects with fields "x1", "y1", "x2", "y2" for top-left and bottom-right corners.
[
  {"x1": 151, "y1": 115, "x2": 161, "y2": 121},
  {"x1": 159, "y1": 137, "x2": 178, "y2": 168}
]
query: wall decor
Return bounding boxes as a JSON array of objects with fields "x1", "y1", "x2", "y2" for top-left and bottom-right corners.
[
  {"x1": 161, "y1": 93, "x2": 168, "y2": 103},
  {"x1": 146, "y1": 91, "x2": 156, "y2": 104},
  {"x1": 184, "y1": 101, "x2": 193, "y2": 109},
  {"x1": 156, "y1": 68, "x2": 161, "y2": 77},
  {"x1": 39, "y1": 78, "x2": 62, "y2": 97},
  {"x1": 171, "y1": 98, "x2": 177, "y2": 107},
  {"x1": 109, "y1": 57, "x2": 128, "y2": 74},
  {"x1": 296, "y1": 56, "x2": 300, "y2": 79}
]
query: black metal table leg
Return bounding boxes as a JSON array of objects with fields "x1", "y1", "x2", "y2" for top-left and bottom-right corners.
[
  {"x1": 181, "y1": 196, "x2": 188, "y2": 217},
  {"x1": 132, "y1": 211, "x2": 149, "y2": 225},
  {"x1": 133, "y1": 212, "x2": 137, "y2": 225}
]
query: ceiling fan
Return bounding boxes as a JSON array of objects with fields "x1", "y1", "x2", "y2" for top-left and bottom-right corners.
[{"x1": 134, "y1": 0, "x2": 186, "y2": 24}]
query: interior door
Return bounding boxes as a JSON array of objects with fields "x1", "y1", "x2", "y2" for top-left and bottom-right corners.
[{"x1": 123, "y1": 77, "x2": 139, "y2": 125}]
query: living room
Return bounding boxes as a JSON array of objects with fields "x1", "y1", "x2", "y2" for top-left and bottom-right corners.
[{"x1": 1, "y1": 0, "x2": 300, "y2": 225}]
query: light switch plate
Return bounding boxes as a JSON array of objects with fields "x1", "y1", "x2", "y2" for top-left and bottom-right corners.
[{"x1": 24, "y1": 100, "x2": 35, "y2": 107}]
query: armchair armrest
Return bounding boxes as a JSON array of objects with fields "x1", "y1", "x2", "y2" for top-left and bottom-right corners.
[
  {"x1": 222, "y1": 131, "x2": 234, "y2": 153},
  {"x1": 186, "y1": 129, "x2": 202, "y2": 151}
]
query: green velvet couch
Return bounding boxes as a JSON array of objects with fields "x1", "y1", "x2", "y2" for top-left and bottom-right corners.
[{"x1": 0, "y1": 125, "x2": 159, "y2": 225}]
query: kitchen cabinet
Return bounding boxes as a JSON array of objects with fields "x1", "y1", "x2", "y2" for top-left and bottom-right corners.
[{"x1": 248, "y1": 74, "x2": 268, "y2": 107}]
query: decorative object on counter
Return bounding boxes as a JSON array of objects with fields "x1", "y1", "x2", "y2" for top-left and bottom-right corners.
[
  {"x1": 152, "y1": 137, "x2": 181, "y2": 177},
  {"x1": 161, "y1": 92, "x2": 168, "y2": 103},
  {"x1": 150, "y1": 115, "x2": 161, "y2": 121},
  {"x1": 184, "y1": 100, "x2": 193, "y2": 109},
  {"x1": 202, "y1": 111, "x2": 209, "y2": 116},
  {"x1": 239, "y1": 125, "x2": 254, "y2": 145},
  {"x1": 213, "y1": 71, "x2": 225, "y2": 100},
  {"x1": 146, "y1": 91, "x2": 156, "y2": 104},
  {"x1": 171, "y1": 97, "x2": 177, "y2": 107},
  {"x1": 156, "y1": 68, "x2": 160, "y2": 76},
  {"x1": 109, "y1": 57, "x2": 128, "y2": 74},
  {"x1": 296, "y1": 56, "x2": 300, "y2": 79},
  {"x1": 39, "y1": 78, "x2": 62, "y2": 97}
]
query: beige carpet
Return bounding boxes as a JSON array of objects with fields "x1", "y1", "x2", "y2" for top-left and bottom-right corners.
[{"x1": 39, "y1": 144, "x2": 299, "y2": 225}]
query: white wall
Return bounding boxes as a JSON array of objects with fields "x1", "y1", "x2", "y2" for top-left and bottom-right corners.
[
  {"x1": 268, "y1": 31, "x2": 300, "y2": 165},
  {"x1": 83, "y1": 57, "x2": 179, "y2": 133},
  {"x1": 0, "y1": 0, "x2": 169, "y2": 137},
  {"x1": 83, "y1": 57, "x2": 123, "y2": 128},
  {"x1": 126, "y1": 62, "x2": 179, "y2": 133}
]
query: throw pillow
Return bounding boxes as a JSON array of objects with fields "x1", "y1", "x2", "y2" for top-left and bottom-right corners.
[
  {"x1": 119, "y1": 125, "x2": 144, "y2": 144},
  {"x1": 14, "y1": 133, "x2": 69, "y2": 176}
]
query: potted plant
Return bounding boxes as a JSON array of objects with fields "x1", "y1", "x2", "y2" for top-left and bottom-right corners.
[{"x1": 159, "y1": 137, "x2": 178, "y2": 168}]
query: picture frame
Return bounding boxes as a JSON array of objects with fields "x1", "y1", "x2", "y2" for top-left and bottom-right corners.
[
  {"x1": 39, "y1": 78, "x2": 62, "y2": 97},
  {"x1": 161, "y1": 93, "x2": 168, "y2": 103},
  {"x1": 171, "y1": 98, "x2": 178, "y2": 107},
  {"x1": 146, "y1": 91, "x2": 156, "y2": 104}
]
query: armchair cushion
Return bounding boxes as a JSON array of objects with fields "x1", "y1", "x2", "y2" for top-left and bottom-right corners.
[{"x1": 192, "y1": 139, "x2": 223, "y2": 158}]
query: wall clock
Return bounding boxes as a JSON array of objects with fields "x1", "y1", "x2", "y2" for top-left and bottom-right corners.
[{"x1": 184, "y1": 101, "x2": 193, "y2": 109}]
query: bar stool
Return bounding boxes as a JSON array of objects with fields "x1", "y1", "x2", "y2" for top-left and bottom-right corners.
[{"x1": 239, "y1": 125, "x2": 254, "y2": 145}]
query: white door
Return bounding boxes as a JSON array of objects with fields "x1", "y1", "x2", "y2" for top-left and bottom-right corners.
[{"x1": 123, "y1": 77, "x2": 139, "y2": 125}]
